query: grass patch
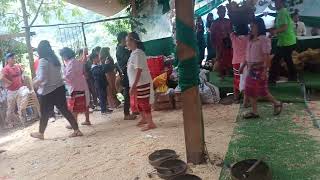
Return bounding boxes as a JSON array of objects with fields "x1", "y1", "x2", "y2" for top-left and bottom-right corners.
[
  {"x1": 208, "y1": 71, "x2": 304, "y2": 102},
  {"x1": 219, "y1": 103, "x2": 320, "y2": 180}
]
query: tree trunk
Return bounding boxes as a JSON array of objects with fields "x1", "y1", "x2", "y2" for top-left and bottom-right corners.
[
  {"x1": 175, "y1": 0, "x2": 205, "y2": 164},
  {"x1": 130, "y1": 0, "x2": 137, "y2": 31},
  {"x1": 20, "y1": 0, "x2": 35, "y2": 78}
]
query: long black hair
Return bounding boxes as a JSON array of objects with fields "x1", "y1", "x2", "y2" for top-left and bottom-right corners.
[
  {"x1": 250, "y1": 17, "x2": 267, "y2": 39},
  {"x1": 235, "y1": 24, "x2": 249, "y2": 36},
  {"x1": 128, "y1": 32, "x2": 145, "y2": 51},
  {"x1": 37, "y1": 40, "x2": 61, "y2": 67}
]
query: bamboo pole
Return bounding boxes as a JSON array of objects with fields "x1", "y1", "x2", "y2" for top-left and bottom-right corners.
[{"x1": 175, "y1": 0, "x2": 205, "y2": 164}]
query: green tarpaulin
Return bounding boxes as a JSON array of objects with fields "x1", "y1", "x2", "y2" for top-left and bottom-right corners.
[
  {"x1": 195, "y1": 0, "x2": 224, "y2": 17},
  {"x1": 144, "y1": 37, "x2": 175, "y2": 56}
]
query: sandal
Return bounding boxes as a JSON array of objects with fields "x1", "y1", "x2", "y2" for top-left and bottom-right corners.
[
  {"x1": 30, "y1": 132, "x2": 44, "y2": 140},
  {"x1": 69, "y1": 130, "x2": 83, "y2": 138},
  {"x1": 273, "y1": 102, "x2": 283, "y2": 116},
  {"x1": 243, "y1": 112, "x2": 260, "y2": 119},
  {"x1": 81, "y1": 121, "x2": 92, "y2": 126},
  {"x1": 141, "y1": 125, "x2": 157, "y2": 132}
]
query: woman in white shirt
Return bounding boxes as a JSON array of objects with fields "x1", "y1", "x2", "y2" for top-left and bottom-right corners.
[{"x1": 126, "y1": 32, "x2": 156, "y2": 131}]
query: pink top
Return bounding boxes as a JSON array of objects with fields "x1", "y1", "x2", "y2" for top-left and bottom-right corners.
[
  {"x1": 64, "y1": 58, "x2": 88, "y2": 93},
  {"x1": 246, "y1": 35, "x2": 271, "y2": 64},
  {"x1": 2, "y1": 64, "x2": 23, "y2": 91},
  {"x1": 230, "y1": 33, "x2": 249, "y2": 64}
]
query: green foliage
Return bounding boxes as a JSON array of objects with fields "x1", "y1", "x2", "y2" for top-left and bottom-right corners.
[
  {"x1": 0, "y1": 40, "x2": 27, "y2": 64},
  {"x1": 0, "y1": 0, "x2": 81, "y2": 32},
  {"x1": 104, "y1": 19, "x2": 132, "y2": 38},
  {"x1": 103, "y1": 17, "x2": 146, "y2": 42},
  {"x1": 118, "y1": 0, "x2": 145, "y2": 12}
]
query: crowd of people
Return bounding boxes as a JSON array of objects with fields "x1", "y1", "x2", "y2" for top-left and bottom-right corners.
[
  {"x1": 196, "y1": 0, "x2": 303, "y2": 118},
  {"x1": 1, "y1": 31, "x2": 157, "y2": 139}
]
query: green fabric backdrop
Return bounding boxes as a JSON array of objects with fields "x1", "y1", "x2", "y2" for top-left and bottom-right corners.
[
  {"x1": 195, "y1": 0, "x2": 224, "y2": 17},
  {"x1": 143, "y1": 37, "x2": 175, "y2": 56}
]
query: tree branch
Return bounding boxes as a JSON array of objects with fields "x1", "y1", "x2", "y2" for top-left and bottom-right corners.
[
  {"x1": 4, "y1": 13, "x2": 23, "y2": 18},
  {"x1": 30, "y1": 0, "x2": 45, "y2": 26}
]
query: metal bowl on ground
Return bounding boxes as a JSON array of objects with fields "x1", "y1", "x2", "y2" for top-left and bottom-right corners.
[
  {"x1": 172, "y1": 174, "x2": 202, "y2": 180},
  {"x1": 149, "y1": 149, "x2": 178, "y2": 167},
  {"x1": 231, "y1": 159, "x2": 272, "y2": 180},
  {"x1": 156, "y1": 159, "x2": 187, "y2": 179}
]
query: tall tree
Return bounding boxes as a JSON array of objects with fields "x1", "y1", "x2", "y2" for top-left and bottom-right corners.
[{"x1": 0, "y1": 0, "x2": 79, "y2": 77}]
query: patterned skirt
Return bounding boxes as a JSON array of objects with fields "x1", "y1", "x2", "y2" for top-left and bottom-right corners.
[
  {"x1": 136, "y1": 83, "x2": 151, "y2": 113},
  {"x1": 245, "y1": 67, "x2": 269, "y2": 98},
  {"x1": 67, "y1": 91, "x2": 87, "y2": 113}
]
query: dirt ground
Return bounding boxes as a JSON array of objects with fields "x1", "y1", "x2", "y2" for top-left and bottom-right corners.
[{"x1": 0, "y1": 104, "x2": 238, "y2": 180}]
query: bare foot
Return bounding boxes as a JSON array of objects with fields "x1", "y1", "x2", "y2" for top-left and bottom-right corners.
[
  {"x1": 136, "y1": 121, "x2": 147, "y2": 127},
  {"x1": 141, "y1": 124, "x2": 157, "y2": 131},
  {"x1": 81, "y1": 121, "x2": 92, "y2": 126},
  {"x1": 30, "y1": 132, "x2": 44, "y2": 140},
  {"x1": 69, "y1": 130, "x2": 83, "y2": 138},
  {"x1": 124, "y1": 114, "x2": 137, "y2": 120}
]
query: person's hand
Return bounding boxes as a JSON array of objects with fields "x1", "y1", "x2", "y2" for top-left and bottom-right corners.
[
  {"x1": 33, "y1": 79, "x2": 40, "y2": 89},
  {"x1": 130, "y1": 85, "x2": 137, "y2": 96},
  {"x1": 239, "y1": 65, "x2": 245, "y2": 74},
  {"x1": 269, "y1": 28, "x2": 277, "y2": 36}
]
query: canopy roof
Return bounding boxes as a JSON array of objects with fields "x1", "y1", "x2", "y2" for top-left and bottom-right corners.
[
  {"x1": 65, "y1": 0, "x2": 125, "y2": 17},
  {"x1": 195, "y1": 0, "x2": 320, "y2": 27}
]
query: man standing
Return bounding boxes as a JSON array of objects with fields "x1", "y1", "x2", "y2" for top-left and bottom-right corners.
[
  {"x1": 210, "y1": 5, "x2": 233, "y2": 80},
  {"x1": 269, "y1": 0, "x2": 297, "y2": 83},
  {"x1": 1, "y1": 53, "x2": 24, "y2": 128},
  {"x1": 116, "y1": 32, "x2": 137, "y2": 120},
  {"x1": 292, "y1": 12, "x2": 306, "y2": 36}
]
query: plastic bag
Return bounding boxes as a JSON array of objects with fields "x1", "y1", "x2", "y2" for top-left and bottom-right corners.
[
  {"x1": 199, "y1": 83, "x2": 215, "y2": 104},
  {"x1": 153, "y1": 73, "x2": 168, "y2": 93},
  {"x1": 205, "y1": 82, "x2": 220, "y2": 103}
]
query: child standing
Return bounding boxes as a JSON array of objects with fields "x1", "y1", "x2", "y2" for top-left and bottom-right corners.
[
  {"x1": 240, "y1": 18, "x2": 283, "y2": 119},
  {"x1": 90, "y1": 53, "x2": 113, "y2": 115},
  {"x1": 126, "y1": 32, "x2": 156, "y2": 131},
  {"x1": 230, "y1": 24, "x2": 249, "y2": 104}
]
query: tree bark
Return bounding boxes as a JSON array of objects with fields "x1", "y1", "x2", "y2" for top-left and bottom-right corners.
[
  {"x1": 175, "y1": 0, "x2": 205, "y2": 164},
  {"x1": 20, "y1": 0, "x2": 35, "y2": 78}
]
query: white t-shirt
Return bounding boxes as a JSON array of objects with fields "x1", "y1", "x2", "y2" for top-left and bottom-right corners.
[
  {"x1": 127, "y1": 49, "x2": 152, "y2": 87},
  {"x1": 294, "y1": 21, "x2": 307, "y2": 36}
]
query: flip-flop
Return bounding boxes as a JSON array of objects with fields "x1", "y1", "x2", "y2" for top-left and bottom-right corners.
[
  {"x1": 243, "y1": 112, "x2": 260, "y2": 119},
  {"x1": 81, "y1": 121, "x2": 92, "y2": 126},
  {"x1": 136, "y1": 121, "x2": 147, "y2": 127},
  {"x1": 30, "y1": 132, "x2": 44, "y2": 140},
  {"x1": 274, "y1": 102, "x2": 283, "y2": 116},
  {"x1": 69, "y1": 131, "x2": 83, "y2": 138}
]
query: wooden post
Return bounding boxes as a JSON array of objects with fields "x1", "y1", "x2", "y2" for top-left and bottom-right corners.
[
  {"x1": 81, "y1": 22, "x2": 87, "y2": 47},
  {"x1": 20, "y1": 0, "x2": 35, "y2": 78},
  {"x1": 175, "y1": 0, "x2": 205, "y2": 164}
]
